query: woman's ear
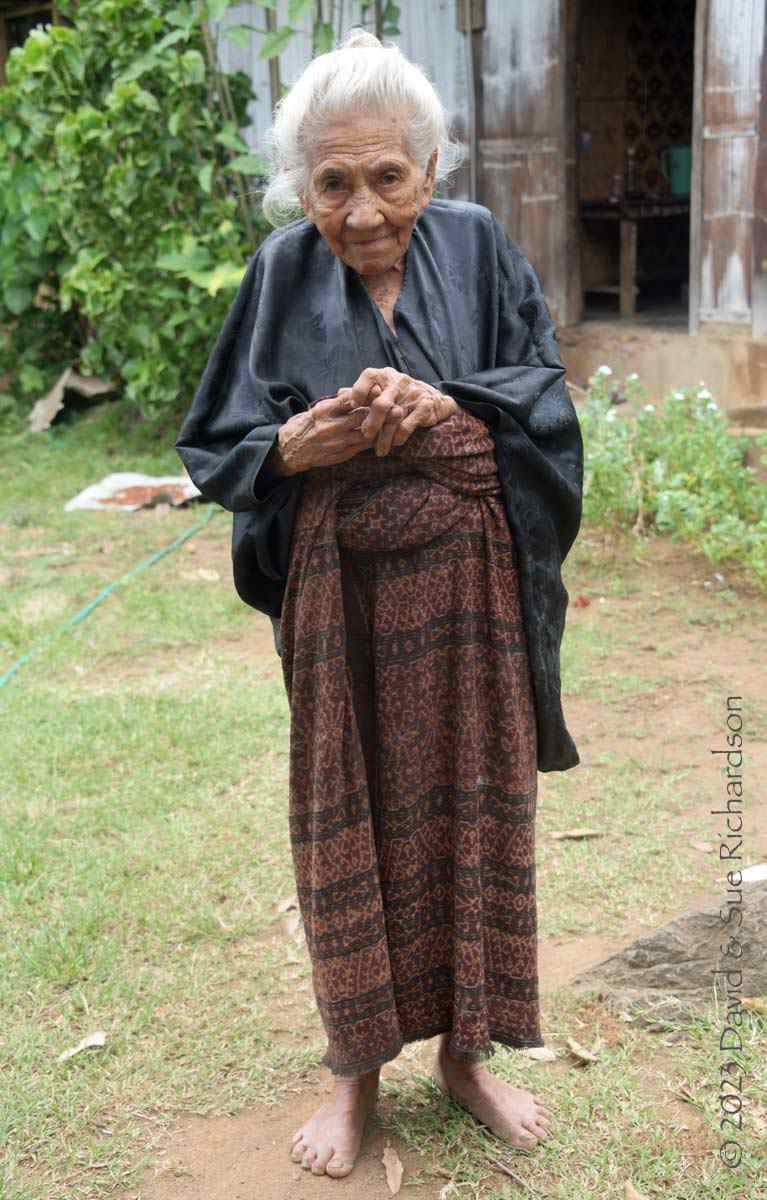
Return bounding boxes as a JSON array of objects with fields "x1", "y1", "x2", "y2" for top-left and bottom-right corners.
[{"x1": 420, "y1": 149, "x2": 438, "y2": 207}]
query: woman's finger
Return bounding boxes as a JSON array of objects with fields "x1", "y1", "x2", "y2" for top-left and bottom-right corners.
[
  {"x1": 349, "y1": 368, "x2": 390, "y2": 407},
  {"x1": 373, "y1": 405, "x2": 404, "y2": 456},
  {"x1": 360, "y1": 384, "x2": 401, "y2": 439}
]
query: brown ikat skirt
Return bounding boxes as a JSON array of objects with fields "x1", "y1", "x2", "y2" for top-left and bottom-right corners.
[{"x1": 279, "y1": 406, "x2": 543, "y2": 1076}]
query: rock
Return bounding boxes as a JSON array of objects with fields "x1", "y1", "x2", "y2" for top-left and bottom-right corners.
[{"x1": 572, "y1": 881, "x2": 767, "y2": 1023}]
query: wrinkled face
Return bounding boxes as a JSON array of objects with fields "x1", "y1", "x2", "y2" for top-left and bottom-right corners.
[{"x1": 300, "y1": 113, "x2": 437, "y2": 276}]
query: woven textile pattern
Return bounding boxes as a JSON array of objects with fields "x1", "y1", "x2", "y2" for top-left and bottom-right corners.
[{"x1": 279, "y1": 405, "x2": 543, "y2": 1076}]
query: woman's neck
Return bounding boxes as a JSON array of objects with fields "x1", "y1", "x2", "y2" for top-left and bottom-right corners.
[{"x1": 359, "y1": 254, "x2": 406, "y2": 333}]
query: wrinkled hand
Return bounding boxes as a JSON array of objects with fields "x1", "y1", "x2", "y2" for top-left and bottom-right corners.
[
  {"x1": 276, "y1": 391, "x2": 372, "y2": 473},
  {"x1": 339, "y1": 367, "x2": 460, "y2": 456}
]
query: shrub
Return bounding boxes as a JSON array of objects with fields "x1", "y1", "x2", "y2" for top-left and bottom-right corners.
[
  {"x1": 0, "y1": 0, "x2": 271, "y2": 430},
  {"x1": 579, "y1": 368, "x2": 767, "y2": 588}
]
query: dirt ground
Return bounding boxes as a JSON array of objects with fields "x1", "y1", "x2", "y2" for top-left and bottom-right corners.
[{"x1": 107, "y1": 528, "x2": 765, "y2": 1200}]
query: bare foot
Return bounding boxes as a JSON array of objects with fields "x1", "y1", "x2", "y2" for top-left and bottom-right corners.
[
  {"x1": 433, "y1": 1035, "x2": 553, "y2": 1150},
  {"x1": 289, "y1": 1067, "x2": 380, "y2": 1178}
]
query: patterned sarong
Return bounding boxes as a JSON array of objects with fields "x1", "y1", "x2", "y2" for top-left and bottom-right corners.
[{"x1": 279, "y1": 406, "x2": 542, "y2": 1076}]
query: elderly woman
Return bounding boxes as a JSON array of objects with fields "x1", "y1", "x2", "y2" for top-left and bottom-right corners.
[{"x1": 176, "y1": 28, "x2": 582, "y2": 1180}]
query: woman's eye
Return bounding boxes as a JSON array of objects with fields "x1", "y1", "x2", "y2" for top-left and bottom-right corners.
[
  {"x1": 381, "y1": 172, "x2": 400, "y2": 185},
  {"x1": 322, "y1": 178, "x2": 343, "y2": 192}
]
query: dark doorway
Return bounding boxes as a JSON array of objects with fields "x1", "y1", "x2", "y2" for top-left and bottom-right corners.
[
  {"x1": 575, "y1": 0, "x2": 696, "y2": 324},
  {"x1": 0, "y1": 2, "x2": 54, "y2": 85}
]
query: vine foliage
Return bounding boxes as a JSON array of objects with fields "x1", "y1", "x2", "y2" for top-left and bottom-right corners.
[{"x1": 0, "y1": 0, "x2": 274, "y2": 428}]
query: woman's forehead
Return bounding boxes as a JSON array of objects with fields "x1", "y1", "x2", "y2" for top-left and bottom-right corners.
[{"x1": 308, "y1": 114, "x2": 413, "y2": 171}]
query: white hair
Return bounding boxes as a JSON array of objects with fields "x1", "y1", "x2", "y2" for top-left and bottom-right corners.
[{"x1": 260, "y1": 28, "x2": 464, "y2": 227}]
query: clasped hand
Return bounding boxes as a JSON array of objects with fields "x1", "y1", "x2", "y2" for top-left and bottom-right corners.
[{"x1": 277, "y1": 367, "x2": 459, "y2": 474}]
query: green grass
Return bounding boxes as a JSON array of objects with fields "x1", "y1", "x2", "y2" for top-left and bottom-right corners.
[{"x1": 1, "y1": 403, "x2": 765, "y2": 1199}]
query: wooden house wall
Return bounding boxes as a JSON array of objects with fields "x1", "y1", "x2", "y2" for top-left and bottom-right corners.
[
  {"x1": 213, "y1": 0, "x2": 571, "y2": 322},
  {"x1": 695, "y1": 0, "x2": 765, "y2": 326}
]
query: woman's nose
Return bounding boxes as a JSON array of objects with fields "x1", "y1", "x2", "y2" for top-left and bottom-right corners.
[{"x1": 345, "y1": 190, "x2": 385, "y2": 229}]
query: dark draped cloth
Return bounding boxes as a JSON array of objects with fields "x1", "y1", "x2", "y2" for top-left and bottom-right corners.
[
  {"x1": 175, "y1": 198, "x2": 583, "y2": 773},
  {"x1": 279, "y1": 405, "x2": 542, "y2": 1073},
  {"x1": 175, "y1": 198, "x2": 584, "y2": 1075}
]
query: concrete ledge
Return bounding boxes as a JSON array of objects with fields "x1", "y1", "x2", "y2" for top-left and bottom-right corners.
[{"x1": 559, "y1": 320, "x2": 767, "y2": 409}]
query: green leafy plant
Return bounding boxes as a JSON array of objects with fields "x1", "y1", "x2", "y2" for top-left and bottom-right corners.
[
  {"x1": 580, "y1": 368, "x2": 767, "y2": 587},
  {"x1": 0, "y1": 0, "x2": 404, "y2": 431},
  {"x1": 0, "y1": 0, "x2": 272, "y2": 429}
]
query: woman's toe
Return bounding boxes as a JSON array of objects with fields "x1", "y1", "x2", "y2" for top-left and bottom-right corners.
[
  {"x1": 289, "y1": 1139, "x2": 307, "y2": 1162},
  {"x1": 311, "y1": 1146, "x2": 334, "y2": 1175},
  {"x1": 301, "y1": 1147, "x2": 318, "y2": 1170},
  {"x1": 526, "y1": 1118, "x2": 550, "y2": 1139},
  {"x1": 325, "y1": 1153, "x2": 354, "y2": 1178},
  {"x1": 511, "y1": 1129, "x2": 537, "y2": 1150}
]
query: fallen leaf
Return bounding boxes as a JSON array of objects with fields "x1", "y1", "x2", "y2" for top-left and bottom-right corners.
[
  {"x1": 549, "y1": 828, "x2": 604, "y2": 841},
  {"x1": 573, "y1": 594, "x2": 592, "y2": 608},
  {"x1": 28, "y1": 368, "x2": 117, "y2": 432},
  {"x1": 742, "y1": 996, "x2": 767, "y2": 1015},
  {"x1": 566, "y1": 1036, "x2": 598, "y2": 1065},
  {"x1": 276, "y1": 894, "x2": 299, "y2": 914},
  {"x1": 29, "y1": 367, "x2": 72, "y2": 432},
  {"x1": 382, "y1": 1143, "x2": 403, "y2": 1195},
  {"x1": 689, "y1": 840, "x2": 716, "y2": 853},
  {"x1": 625, "y1": 1183, "x2": 650, "y2": 1200},
  {"x1": 197, "y1": 568, "x2": 220, "y2": 582},
  {"x1": 58, "y1": 1030, "x2": 108, "y2": 1063},
  {"x1": 489, "y1": 1158, "x2": 529, "y2": 1188},
  {"x1": 521, "y1": 1046, "x2": 557, "y2": 1061},
  {"x1": 280, "y1": 910, "x2": 302, "y2": 940}
]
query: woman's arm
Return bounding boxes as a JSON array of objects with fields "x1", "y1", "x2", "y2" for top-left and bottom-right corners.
[
  {"x1": 175, "y1": 255, "x2": 373, "y2": 508},
  {"x1": 437, "y1": 213, "x2": 583, "y2": 563}
]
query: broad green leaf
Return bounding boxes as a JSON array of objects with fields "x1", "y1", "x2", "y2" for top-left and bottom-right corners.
[
  {"x1": 207, "y1": 0, "x2": 233, "y2": 18},
  {"x1": 23, "y1": 211, "x2": 50, "y2": 242},
  {"x1": 180, "y1": 49, "x2": 206, "y2": 84},
  {"x1": 135, "y1": 88, "x2": 160, "y2": 112},
  {"x1": 156, "y1": 246, "x2": 212, "y2": 272},
  {"x1": 117, "y1": 52, "x2": 157, "y2": 83},
  {"x1": 167, "y1": 6, "x2": 200, "y2": 31},
  {"x1": 188, "y1": 263, "x2": 246, "y2": 294},
  {"x1": 215, "y1": 125, "x2": 249, "y2": 153},
  {"x1": 224, "y1": 24, "x2": 254, "y2": 49},
  {"x1": 156, "y1": 29, "x2": 189, "y2": 51},
  {"x1": 61, "y1": 44, "x2": 85, "y2": 81},
  {"x1": 258, "y1": 26, "x2": 294, "y2": 58},
  {"x1": 287, "y1": 0, "x2": 313, "y2": 20},
  {"x1": 225, "y1": 153, "x2": 268, "y2": 175},
  {"x1": 198, "y1": 162, "x2": 213, "y2": 193},
  {"x1": 168, "y1": 109, "x2": 182, "y2": 136},
  {"x1": 313, "y1": 21, "x2": 335, "y2": 54},
  {"x1": 5, "y1": 124, "x2": 22, "y2": 148},
  {"x1": 3, "y1": 284, "x2": 34, "y2": 314}
]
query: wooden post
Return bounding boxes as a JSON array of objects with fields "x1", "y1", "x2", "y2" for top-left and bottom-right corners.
[
  {"x1": 688, "y1": 0, "x2": 708, "y2": 336},
  {"x1": 753, "y1": 0, "x2": 767, "y2": 339},
  {"x1": 620, "y1": 218, "x2": 637, "y2": 318}
]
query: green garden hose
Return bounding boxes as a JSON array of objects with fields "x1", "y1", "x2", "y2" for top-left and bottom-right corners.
[{"x1": 0, "y1": 503, "x2": 219, "y2": 690}]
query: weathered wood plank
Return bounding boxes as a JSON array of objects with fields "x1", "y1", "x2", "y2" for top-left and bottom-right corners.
[
  {"x1": 696, "y1": 0, "x2": 765, "y2": 325},
  {"x1": 753, "y1": 0, "x2": 767, "y2": 338},
  {"x1": 620, "y1": 218, "x2": 637, "y2": 319}
]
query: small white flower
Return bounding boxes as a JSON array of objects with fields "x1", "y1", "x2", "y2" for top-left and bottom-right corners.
[
  {"x1": 673, "y1": 390, "x2": 685, "y2": 400},
  {"x1": 596, "y1": 364, "x2": 613, "y2": 376},
  {"x1": 605, "y1": 409, "x2": 617, "y2": 422},
  {"x1": 626, "y1": 372, "x2": 639, "y2": 381},
  {"x1": 697, "y1": 387, "x2": 713, "y2": 400},
  {"x1": 707, "y1": 401, "x2": 718, "y2": 411},
  {"x1": 643, "y1": 403, "x2": 656, "y2": 412}
]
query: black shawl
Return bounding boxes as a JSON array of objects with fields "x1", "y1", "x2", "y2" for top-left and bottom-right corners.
[{"x1": 175, "y1": 198, "x2": 583, "y2": 771}]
